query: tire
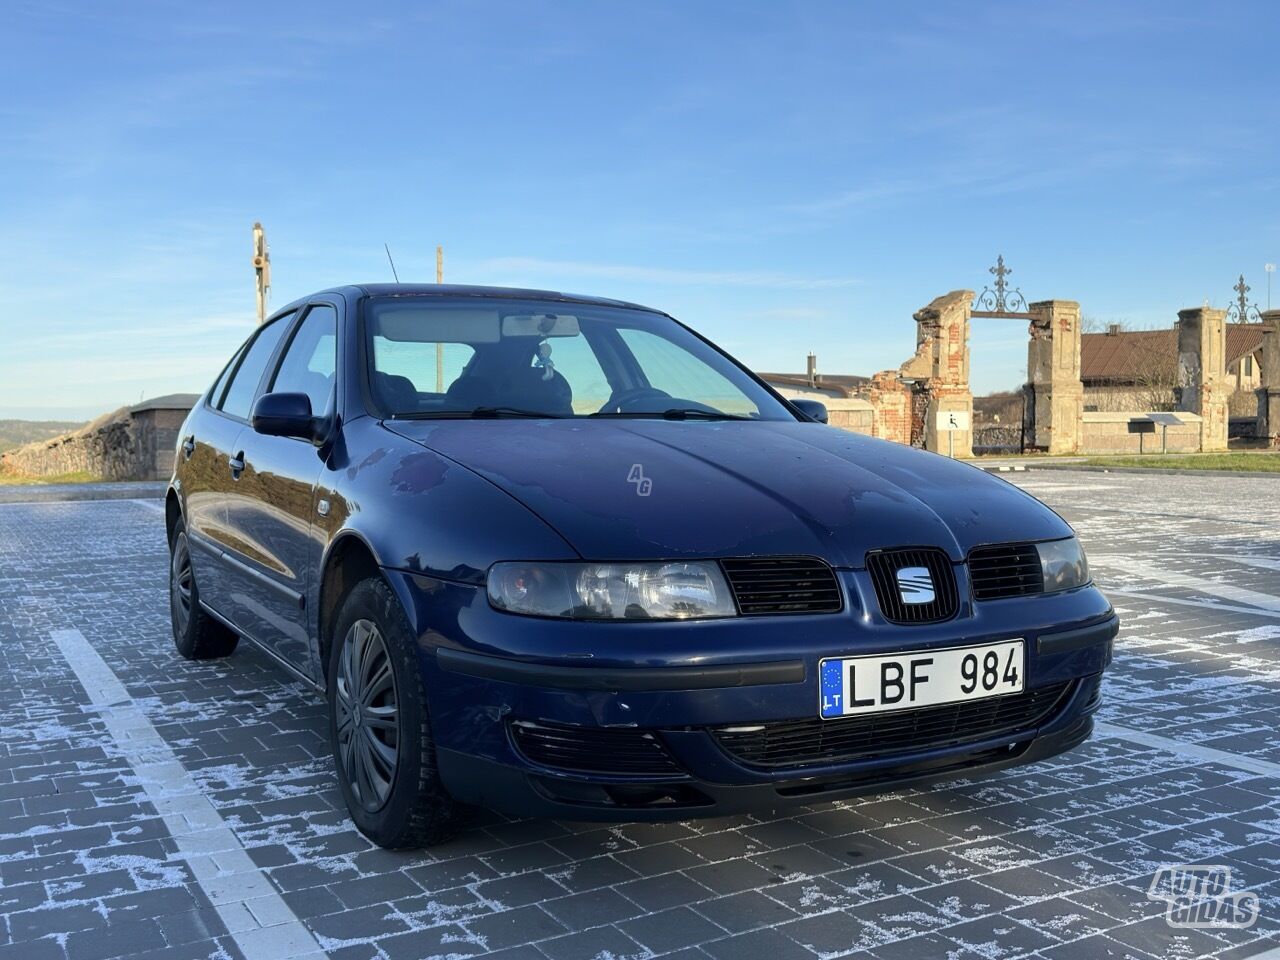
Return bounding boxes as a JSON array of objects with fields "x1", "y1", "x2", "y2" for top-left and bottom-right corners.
[
  {"x1": 169, "y1": 520, "x2": 239, "y2": 660},
  {"x1": 328, "y1": 577, "x2": 468, "y2": 848}
]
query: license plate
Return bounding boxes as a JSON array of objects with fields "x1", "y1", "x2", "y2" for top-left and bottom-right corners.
[{"x1": 819, "y1": 640, "x2": 1024, "y2": 719}]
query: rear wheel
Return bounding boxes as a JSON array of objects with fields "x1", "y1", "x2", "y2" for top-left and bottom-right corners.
[
  {"x1": 169, "y1": 520, "x2": 238, "y2": 660},
  {"x1": 328, "y1": 577, "x2": 468, "y2": 848}
]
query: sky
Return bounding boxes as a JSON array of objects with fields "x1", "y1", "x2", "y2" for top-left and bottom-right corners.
[{"x1": 1, "y1": 0, "x2": 1277, "y2": 420}]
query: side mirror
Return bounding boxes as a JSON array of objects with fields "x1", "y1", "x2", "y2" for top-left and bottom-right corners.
[
  {"x1": 791, "y1": 398, "x2": 828, "y2": 424},
  {"x1": 252, "y1": 392, "x2": 318, "y2": 439}
]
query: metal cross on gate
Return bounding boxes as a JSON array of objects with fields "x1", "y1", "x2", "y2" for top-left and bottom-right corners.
[
  {"x1": 972, "y1": 254, "x2": 1031, "y2": 318},
  {"x1": 1226, "y1": 274, "x2": 1262, "y2": 323}
]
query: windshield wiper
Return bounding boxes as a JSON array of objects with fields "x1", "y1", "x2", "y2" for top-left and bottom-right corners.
[
  {"x1": 469, "y1": 406, "x2": 566, "y2": 419},
  {"x1": 590, "y1": 408, "x2": 751, "y2": 421}
]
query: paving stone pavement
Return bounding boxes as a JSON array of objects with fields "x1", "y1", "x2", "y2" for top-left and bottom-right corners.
[{"x1": 0, "y1": 470, "x2": 1279, "y2": 959}]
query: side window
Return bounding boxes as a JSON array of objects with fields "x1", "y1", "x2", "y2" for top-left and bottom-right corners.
[
  {"x1": 270, "y1": 305, "x2": 337, "y2": 416},
  {"x1": 207, "y1": 345, "x2": 245, "y2": 408},
  {"x1": 219, "y1": 315, "x2": 292, "y2": 420},
  {"x1": 542, "y1": 334, "x2": 612, "y2": 413}
]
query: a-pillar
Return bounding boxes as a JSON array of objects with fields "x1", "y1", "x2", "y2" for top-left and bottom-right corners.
[
  {"x1": 1025, "y1": 300, "x2": 1083, "y2": 454},
  {"x1": 1258, "y1": 310, "x2": 1280, "y2": 448},
  {"x1": 1176, "y1": 306, "x2": 1230, "y2": 452},
  {"x1": 912, "y1": 291, "x2": 973, "y2": 457}
]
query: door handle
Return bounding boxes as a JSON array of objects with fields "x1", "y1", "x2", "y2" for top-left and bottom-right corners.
[
  {"x1": 229, "y1": 451, "x2": 245, "y2": 479},
  {"x1": 181, "y1": 435, "x2": 195, "y2": 459}
]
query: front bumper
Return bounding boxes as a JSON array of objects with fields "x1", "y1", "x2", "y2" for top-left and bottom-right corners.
[
  {"x1": 386, "y1": 566, "x2": 1117, "y2": 819},
  {"x1": 437, "y1": 710, "x2": 1098, "y2": 821}
]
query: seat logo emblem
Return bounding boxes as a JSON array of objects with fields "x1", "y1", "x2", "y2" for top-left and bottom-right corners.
[{"x1": 896, "y1": 566, "x2": 935, "y2": 604}]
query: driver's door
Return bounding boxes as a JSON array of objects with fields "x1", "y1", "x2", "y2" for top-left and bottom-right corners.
[{"x1": 221, "y1": 302, "x2": 338, "y2": 680}]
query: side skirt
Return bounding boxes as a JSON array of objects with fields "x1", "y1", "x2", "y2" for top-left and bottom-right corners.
[{"x1": 199, "y1": 600, "x2": 324, "y2": 695}]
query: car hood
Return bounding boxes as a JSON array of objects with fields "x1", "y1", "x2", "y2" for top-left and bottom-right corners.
[{"x1": 383, "y1": 419, "x2": 1072, "y2": 567}]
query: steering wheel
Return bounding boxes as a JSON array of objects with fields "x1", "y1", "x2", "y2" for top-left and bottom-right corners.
[{"x1": 597, "y1": 386, "x2": 671, "y2": 415}]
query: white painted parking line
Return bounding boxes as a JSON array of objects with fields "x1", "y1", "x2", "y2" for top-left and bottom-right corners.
[
  {"x1": 49, "y1": 628, "x2": 328, "y2": 960},
  {"x1": 1096, "y1": 722, "x2": 1280, "y2": 778},
  {"x1": 130, "y1": 498, "x2": 166, "y2": 512},
  {"x1": 1097, "y1": 557, "x2": 1280, "y2": 613},
  {"x1": 1107, "y1": 588, "x2": 1280, "y2": 619}
]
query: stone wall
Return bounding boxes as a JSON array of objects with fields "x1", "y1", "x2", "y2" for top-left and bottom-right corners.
[
  {"x1": 1080, "y1": 412, "x2": 1203, "y2": 454},
  {"x1": 822, "y1": 398, "x2": 875, "y2": 434},
  {"x1": 1, "y1": 409, "x2": 138, "y2": 480},
  {"x1": 1, "y1": 396, "x2": 197, "y2": 481}
]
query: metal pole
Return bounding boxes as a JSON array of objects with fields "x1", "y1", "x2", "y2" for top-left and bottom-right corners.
[
  {"x1": 435, "y1": 245, "x2": 444, "y2": 392},
  {"x1": 252, "y1": 222, "x2": 270, "y2": 325},
  {"x1": 1267, "y1": 264, "x2": 1276, "y2": 310}
]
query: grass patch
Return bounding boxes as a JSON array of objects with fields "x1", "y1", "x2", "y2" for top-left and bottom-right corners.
[
  {"x1": 1080, "y1": 453, "x2": 1280, "y2": 473},
  {"x1": 0, "y1": 467, "x2": 101, "y2": 486}
]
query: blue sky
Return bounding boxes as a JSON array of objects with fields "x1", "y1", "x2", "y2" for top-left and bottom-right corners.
[{"x1": 2, "y1": 0, "x2": 1277, "y2": 419}]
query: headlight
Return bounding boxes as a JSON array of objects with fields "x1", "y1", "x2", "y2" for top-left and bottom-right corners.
[
  {"x1": 487, "y1": 561, "x2": 738, "y2": 620},
  {"x1": 1036, "y1": 537, "x2": 1089, "y2": 593}
]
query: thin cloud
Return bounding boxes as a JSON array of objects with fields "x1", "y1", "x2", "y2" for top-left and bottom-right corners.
[{"x1": 468, "y1": 257, "x2": 859, "y2": 290}]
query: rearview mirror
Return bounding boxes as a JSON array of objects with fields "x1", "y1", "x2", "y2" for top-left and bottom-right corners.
[
  {"x1": 252, "y1": 392, "x2": 318, "y2": 440},
  {"x1": 790, "y1": 398, "x2": 828, "y2": 424}
]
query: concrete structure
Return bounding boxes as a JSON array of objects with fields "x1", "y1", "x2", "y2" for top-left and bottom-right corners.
[
  {"x1": 900, "y1": 290, "x2": 974, "y2": 457},
  {"x1": 0, "y1": 394, "x2": 198, "y2": 481},
  {"x1": 1259, "y1": 310, "x2": 1280, "y2": 447},
  {"x1": 1078, "y1": 411, "x2": 1203, "y2": 454},
  {"x1": 1025, "y1": 300, "x2": 1084, "y2": 454},
  {"x1": 1175, "y1": 307, "x2": 1230, "y2": 452},
  {"x1": 756, "y1": 288, "x2": 1246, "y2": 457}
]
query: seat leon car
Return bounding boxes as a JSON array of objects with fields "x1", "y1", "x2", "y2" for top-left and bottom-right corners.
[{"x1": 166, "y1": 283, "x2": 1117, "y2": 848}]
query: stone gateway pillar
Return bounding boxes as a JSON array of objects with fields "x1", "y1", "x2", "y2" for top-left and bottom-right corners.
[
  {"x1": 1258, "y1": 310, "x2": 1280, "y2": 448},
  {"x1": 1175, "y1": 306, "x2": 1230, "y2": 452},
  {"x1": 906, "y1": 290, "x2": 974, "y2": 457},
  {"x1": 1025, "y1": 300, "x2": 1084, "y2": 454}
]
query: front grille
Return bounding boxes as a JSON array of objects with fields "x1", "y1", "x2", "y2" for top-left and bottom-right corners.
[
  {"x1": 865, "y1": 548, "x2": 958, "y2": 623},
  {"x1": 509, "y1": 720, "x2": 683, "y2": 776},
  {"x1": 969, "y1": 543, "x2": 1044, "y2": 600},
  {"x1": 720, "y1": 557, "x2": 842, "y2": 615},
  {"x1": 712, "y1": 680, "x2": 1074, "y2": 770}
]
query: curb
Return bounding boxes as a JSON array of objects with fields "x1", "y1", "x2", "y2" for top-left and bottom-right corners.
[
  {"x1": 0, "y1": 481, "x2": 167, "y2": 504},
  {"x1": 976, "y1": 463, "x2": 1280, "y2": 479}
]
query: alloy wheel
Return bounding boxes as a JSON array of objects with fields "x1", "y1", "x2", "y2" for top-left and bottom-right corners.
[
  {"x1": 170, "y1": 535, "x2": 193, "y2": 635},
  {"x1": 335, "y1": 619, "x2": 400, "y2": 811}
]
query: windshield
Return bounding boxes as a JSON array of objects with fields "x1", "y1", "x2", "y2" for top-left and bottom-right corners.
[{"x1": 362, "y1": 296, "x2": 795, "y2": 421}]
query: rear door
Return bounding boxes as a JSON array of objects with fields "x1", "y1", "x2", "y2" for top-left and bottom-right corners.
[
  {"x1": 220, "y1": 301, "x2": 339, "y2": 680},
  {"x1": 188, "y1": 313, "x2": 293, "y2": 621}
]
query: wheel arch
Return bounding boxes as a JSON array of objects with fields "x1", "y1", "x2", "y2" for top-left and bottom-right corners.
[
  {"x1": 165, "y1": 488, "x2": 182, "y2": 544},
  {"x1": 317, "y1": 531, "x2": 387, "y2": 679}
]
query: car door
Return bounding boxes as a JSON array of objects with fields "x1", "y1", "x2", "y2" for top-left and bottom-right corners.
[
  {"x1": 220, "y1": 301, "x2": 339, "y2": 680},
  {"x1": 182, "y1": 315, "x2": 293, "y2": 617}
]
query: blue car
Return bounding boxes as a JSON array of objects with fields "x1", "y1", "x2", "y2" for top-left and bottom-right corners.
[{"x1": 167, "y1": 284, "x2": 1117, "y2": 848}]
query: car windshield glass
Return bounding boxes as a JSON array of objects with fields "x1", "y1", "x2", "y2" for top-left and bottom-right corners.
[{"x1": 363, "y1": 297, "x2": 794, "y2": 421}]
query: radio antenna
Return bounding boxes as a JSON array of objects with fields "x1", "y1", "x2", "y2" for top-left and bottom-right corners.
[{"x1": 384, "y1": 243, "x2": 401, "y2": 283}]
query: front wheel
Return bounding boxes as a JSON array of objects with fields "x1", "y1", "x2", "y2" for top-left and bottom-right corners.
[{"x1": 328, "y1": 577, "x2": 468, "y2": 848}]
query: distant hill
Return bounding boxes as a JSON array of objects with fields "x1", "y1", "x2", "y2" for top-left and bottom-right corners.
[{"x1": 0, "y1": 419, "x2": 84, "y2": 453}]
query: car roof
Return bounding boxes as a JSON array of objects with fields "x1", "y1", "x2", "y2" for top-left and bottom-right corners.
[{"x1": 321, "y1": 283, "x2": 667, "y2": 315}]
